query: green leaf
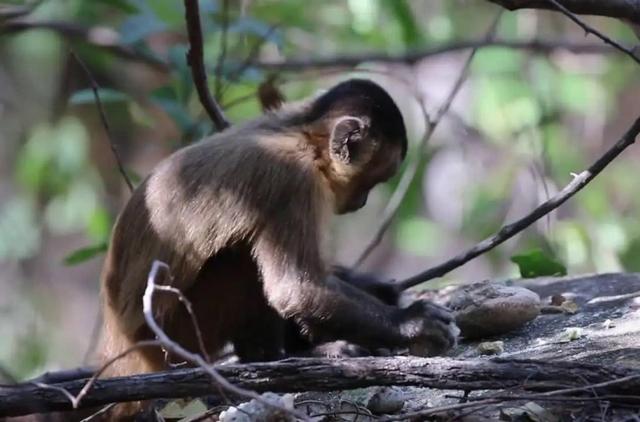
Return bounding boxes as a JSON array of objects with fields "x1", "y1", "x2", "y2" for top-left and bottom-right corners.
[
  {"x1": 63, "y1": 242, "x2": 108, "y2": 266},
  {"x1": 69, "y1": 88, "x2": 130, "y2": 105},
  {"x1": 510, "y1": 249, "x2": 567, "y2": 278}
]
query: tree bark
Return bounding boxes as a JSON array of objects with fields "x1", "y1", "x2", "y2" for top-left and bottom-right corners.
[
  {"x1": 487, "y1": 0, "x2": 640, "y2": 24},
  {"x1": 1, "y1": 357, "x2": 639, "y2": 417}
]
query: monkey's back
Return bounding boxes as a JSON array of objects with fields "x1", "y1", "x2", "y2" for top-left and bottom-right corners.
[{"x1": 99, "y1": 125, "x2": 324, "y2": 365}]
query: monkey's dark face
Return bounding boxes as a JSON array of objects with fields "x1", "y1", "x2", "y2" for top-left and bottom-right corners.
[{"x1": 311, "y1": 79, "x2": 407, "y2": 215}]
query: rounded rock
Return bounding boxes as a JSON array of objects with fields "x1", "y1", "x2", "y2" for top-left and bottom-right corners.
[{"x1": 449, "y1": 281, "x2": 541, "y2": 339}]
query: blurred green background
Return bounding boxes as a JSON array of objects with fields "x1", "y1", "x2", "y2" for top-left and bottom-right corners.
[{"x1": 0, "y1": 0, "x2": 638, "y2": 379}]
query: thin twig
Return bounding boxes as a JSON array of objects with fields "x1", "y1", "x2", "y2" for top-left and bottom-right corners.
[
  {"x1": 74, "y1": 340, "x2": 162, "y2": 407},
  {"x1": 70, "y1": 51, "x2": 134, "y2": 193},
  {"x1": 79, "y1": 403, "x2": 117, "y2": 422},
  {"x1": 354, "y1": 12, "x2": 503, "y2": 267},
  {"x1": 214, "y1": 0, "x2": 230, "y2": 100},
  {"x1": 545, "y1": 0, "x2": 640, "y2": 65},
  {"x1": 225, "y1": 24, "x2": 279, "y2": 84},
  {"x1": 152, "y1": 283, "x2": 210, "y2": 362},
  {"x1": 390, "y1": 389, "x2": 640, "y2": 421},
  {"x1": 455, "y1": 393, "x2": 640, "y2": 403},
  {"x1": 83, "y1": 307, "x2": 103, "y2": 365},
  {"x1": 183, "y1": 0, "x2": 230, "y2": 131},
  {"x1": 380, "y1": 398, "x2": 500, "y2": 421},
  {"x1": 487, "y1": 0, "x2": 640, "y2": 24},
  {"x1": 537, "y1": 374, "x2": 640, "y2": 397},
  {"x1": 143, "y1": 261, "x2": 308, "y2": 421},
  {"x1": 32, "y1": 340, "x2": 162, "y2": 410},
  {"x1": 399, "y1": 116, "x2": 640, "y2": 289}
]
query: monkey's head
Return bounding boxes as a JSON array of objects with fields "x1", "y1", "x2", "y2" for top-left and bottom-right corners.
[{"x1": 305, "y1": 79, "x2": 408, "y2": 214}]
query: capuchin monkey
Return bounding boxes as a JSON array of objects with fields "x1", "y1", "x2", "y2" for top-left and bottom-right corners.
[{"x1": 99, "y1": 79, "x2": 457, "y2": 382}]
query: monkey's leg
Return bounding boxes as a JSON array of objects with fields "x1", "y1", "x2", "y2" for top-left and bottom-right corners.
[
  {"x1": 165, "y1": 247, "x2": 264, "y2": 362},
  {"x1": 232, "y1": 299, "x2": 285, "y2": 362}
]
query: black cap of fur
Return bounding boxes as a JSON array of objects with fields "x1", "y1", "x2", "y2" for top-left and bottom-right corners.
[{"x1": 307, "y1": 79, "x2": 408, "y2": 158}]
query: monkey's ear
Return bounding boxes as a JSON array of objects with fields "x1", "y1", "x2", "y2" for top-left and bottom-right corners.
[{"x1": 329, "y1": 116, "x2": 369, "y2": 164}]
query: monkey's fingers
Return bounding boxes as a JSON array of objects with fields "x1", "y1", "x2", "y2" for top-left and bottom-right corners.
[
  {"x1": 408, "y1": 319, "x2": 458, "y2": 357},
  {"x1": 404, "y1": 300, "x2": 455, "y2": 323}
]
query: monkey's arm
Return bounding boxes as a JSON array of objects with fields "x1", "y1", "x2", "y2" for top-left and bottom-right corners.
[
  {"x1": 332, "y1": 265, "x2": 401, "y2": 305},
  {"x1": 253, "y1": 218, "x2": 454, "y2": 353},
  {"x1": 255, "y1": 244, "x2": 402, "y2": 348}
]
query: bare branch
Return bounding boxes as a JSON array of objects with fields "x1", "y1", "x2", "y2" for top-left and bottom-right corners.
[
  {"x1": 1, "y1": 20, "x2": 168, "y2": 70},
  {"x1": 354, "y1": 12, "x2": 503, "y2": 267},
  {"x1": 250, "y1": 39, "x2": 617, "y2": 71},
  {"x1": 1, "y1": 20, "x2": 619, "y2": 72},
  {"x1": 399, "y1": 116, "x2": 640, "y2": 290},
  {"x1": 70, "y1": 51, "x2": 134, "y2": 193},
  {"x1": 487, "y1": 0, "x2": 640, "y2": 25},
  {"x1": 545, "y1": 0, "x2": 640, "y2": 65},
  {"x1": 183, "y1": 0, "x2": 230, "y2": 131}
]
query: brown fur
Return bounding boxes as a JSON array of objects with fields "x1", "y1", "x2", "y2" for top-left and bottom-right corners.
[{"x1": 98, "y1": 79, "x2": 455, "y2": 418}]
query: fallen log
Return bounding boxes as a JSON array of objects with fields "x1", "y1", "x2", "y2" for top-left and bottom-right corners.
[{"x1": 1, "y1": 357, "x2": 639, "y2": 417}]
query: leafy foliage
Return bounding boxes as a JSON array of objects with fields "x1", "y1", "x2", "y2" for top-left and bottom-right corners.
[
  {"x1": 511, "y1": 249, "x2": 568, "y2": 278},
  {"x1": 63, "y1": 242, "x2": 108, "y2": 266}
]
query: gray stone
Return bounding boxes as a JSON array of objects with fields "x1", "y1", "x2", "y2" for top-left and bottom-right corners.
[{"x1": 448, "y1": 280, "x2": 541, "y2": 339}]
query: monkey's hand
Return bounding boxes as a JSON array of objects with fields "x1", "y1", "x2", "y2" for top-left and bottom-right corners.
[{"x1": 394, "y1": 300, "x2": 459, "y2": 357}]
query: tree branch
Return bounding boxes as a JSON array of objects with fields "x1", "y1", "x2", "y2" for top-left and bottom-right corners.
[
  {"x1": 183, "y1": 0, "x2": 230, "y2": 131},
  {"x1": 399, "y1": 116, "x2": 640, "y2": 290},
  {"x1": 1, "y1": 20, "x2": 618, "y2": 72},
  {"x1": 250, "y1": 39, "x2": 616, "y2": 71},
  {"x1": 0, "y1": 20, "x2": 169, "y2": 70},
  {"x1": 487, "y1": 0, "x2": 640, "y2": 25},
  {"x1": 354, "y1": 11, "x2": 502, "y2": 267},
  {"x1": 2, "y1": 357, "x2": 639, "y2": 416},
  {"x1": 545, "y1": 0, "x2": 640, "y2": 65}
]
